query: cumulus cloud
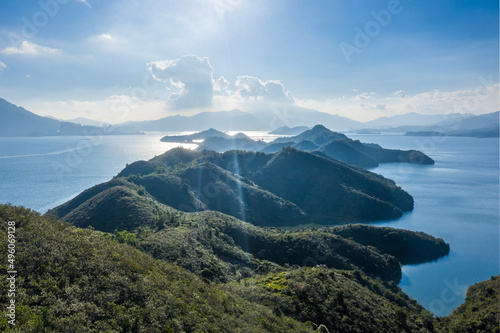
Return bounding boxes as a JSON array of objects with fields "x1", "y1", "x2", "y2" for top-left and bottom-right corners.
[
  {"x1": 214, "y1": 76, "x2": 230, "y2": 95},
  {"x1": 1, "y1": 41, "x2": 62, "y2": 56},
  {"x1": 148, "y1": 55, "x2": 215, "y2": 109},
  {"x1": 235, "y1": 76, "x2": 294, "y2": 103},
  {"x1": 352, "y1": 92, "x2": 374, "y2": 101},
  {"x1": 402, "y1": 84, "x2": 500, "y2": 114},
  {"x1": 0, "y1": 62, "x2": 6, "y2": 71},
  {"x1": 147, "y1": 55, "x2": 294, "y2": 111},
  {"x1": 393, "y1": 90, "x2": 407, "y2": 98}
]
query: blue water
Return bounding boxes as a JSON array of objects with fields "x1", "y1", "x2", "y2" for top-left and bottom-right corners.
[
  {"x1": 0, "y1": 132, "x2": 498, "y2": 316},
  {"x1": 0, "y1": 133, "x2": 197, "y2": 212},
  {"x1": 352, "y1": 134, "x2": 499, "y2": 316}
]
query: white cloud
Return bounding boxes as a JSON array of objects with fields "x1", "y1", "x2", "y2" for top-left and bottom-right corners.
[
  {"x1": 0, "y1": 62, "x2": 6, "y2": 71},
  {"x1": 296, "y1": 83, "x2": 499, "y2": 121},
  {"x1": 234, "y1": 76, "x2": 294, "y2": 103},
  {"x1": 77, "y1": 0, "x2": 91, "y2": 8},
  {"x1": 394, "y1": 90, "x2": 407, "y2": 98},
  {"x1": 352, "y1": 92, "x2": 373, "y2": 101},
  {"x1": 1, "y1": 41, "x2": 62, "y2": 56},
  {"x1": 148, "y1": 55, "x2": 215, "y2": 110},
  {"x1": 402, "y1": 84, "x2": 500, "y2": 115},
  {"x1": 95, "y1": 33, "x2": 113, "y2": 42},
  {"x1": 214, "y1": 76, "x2": 230, "y2": 95}
]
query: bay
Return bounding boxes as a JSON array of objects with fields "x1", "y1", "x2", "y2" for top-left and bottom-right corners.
[
  {"x1": 0, "y1": 132, "x2": 498, "y2": 316},
  {"x1": 351, "y1": 134, "x2": 499, "y2": 316}
]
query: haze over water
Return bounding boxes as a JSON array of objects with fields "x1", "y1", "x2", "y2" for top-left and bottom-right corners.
[{"x1": 0, "y1": 132, "x2": 498, "y2": 315}]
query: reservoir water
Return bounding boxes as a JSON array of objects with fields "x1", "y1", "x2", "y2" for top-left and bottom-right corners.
[{"x1": 0, "y1": 132, "x2": 498, "y2": 316}]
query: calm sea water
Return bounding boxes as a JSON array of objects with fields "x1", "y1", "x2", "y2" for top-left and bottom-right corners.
[
  {"x1": 352, "y1": 134, "x2": 499, "y2": 316},
  {"x1": 0, "y1": 132, "x2": 498, "y2": 316}
]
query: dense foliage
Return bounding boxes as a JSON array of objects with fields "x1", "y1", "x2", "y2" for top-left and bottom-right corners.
[
  {"x1": 437, "y1": 275, "x2": 499, "y2": 332},
  {"x1": 230, "y1": 268, "x2": 436, "y2": 332},
  {"x1": 0, "y1": 203, "x2": 491, "y2": 332},
  {"x1": 0, "y1": 205, "x2": 311, "y2": 332},
  {"x1": 331, "y1": 224, "x2": 450, "y2": 265},
  {"x1": 52, "y1": 147, "x2": 415, "y2": 227},
  {"x1": 46, "y1": 176, "x2": 451, "y2": 285}
]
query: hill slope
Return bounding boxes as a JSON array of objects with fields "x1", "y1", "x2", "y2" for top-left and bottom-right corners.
[
  {"x1": 268, "y1": 125, "x2": 434, "y2": 167},
  {"x1": 437, "y1": 275, "x2": 499, "y2": 332},
  {"x1": 0, "y1": 98, "x2": 60, "y2": 136},
  {"x1": 1, "y1": 204, "x2": 461, "y2": 332},
  {"x1": 52, "y1": 147, "x2": 414, "y2": 225},
  {"x1": 0, "y1": 204, "x2": 311, "y2": 332}
]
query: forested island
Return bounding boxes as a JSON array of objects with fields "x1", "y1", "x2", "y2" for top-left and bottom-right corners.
[
  {"x1": 161, "y1": 125, "x2": 435, "y2": 168},
  {"x1": 51, "y1": 147, "x2": 415, "y2": 226}
]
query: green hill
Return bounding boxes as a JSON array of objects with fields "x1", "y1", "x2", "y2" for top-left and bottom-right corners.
[
  {"x1": 271, "y1": 125, "x2": 348, "y2": 146},
  {"x1": 267, "y1": 124, "x2": 434, "y2": 167},
  {"x1": 0, "y1": 204, "x2": 459, "y2": 332},
  {"x1": 0, "y1": 204, "x2": 311, "y2": 332},
  {"x1": 330, "y1": 224, "x2": 450, "y2": 265},
  {"x1": 251, "y1": 147, "x2": 413, "y2": 223},
  {"x1": 437, "y1": 275, "x2": 499, "y2": 332},
  {"x1": 52, "y1": 147, "x2": 414, "y2": 226}
]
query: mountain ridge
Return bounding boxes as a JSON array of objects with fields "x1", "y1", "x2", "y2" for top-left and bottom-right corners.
[{"x1": 0, "y1": 98, "x2": 142, "y2": 136}]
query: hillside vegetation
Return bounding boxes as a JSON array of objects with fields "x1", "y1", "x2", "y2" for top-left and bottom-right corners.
[
  {"x1": 437, "y1": 275, "x2": 499, "y2": 332},
  {"x1": 0, "y1": 205, "x2": 310, "y2": 332},
  {"x1": 55, "y1": 147, "x2": 415, "y2": 227},
  {"x1": 1, "y1": 205, "x2": 492, "y2": 332}
]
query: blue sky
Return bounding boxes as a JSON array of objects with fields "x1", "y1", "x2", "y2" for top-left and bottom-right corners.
[{"x1": 0, "y1": 0, "x2": 498, "y2": 123}]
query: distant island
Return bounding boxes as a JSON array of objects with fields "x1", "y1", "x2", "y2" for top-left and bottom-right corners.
[
  {"x1": 269, "y1": 125, "x2": 311, "y2": 135},
  {"x1": 167, "y1": 125, "x2": 434, "y2": 168},
  {"x1": 160, "y1": 128, "x2": 230, "y2": 142},
  {"x1": 406, "y1": 125, "x2": 499, "y2": 138}
]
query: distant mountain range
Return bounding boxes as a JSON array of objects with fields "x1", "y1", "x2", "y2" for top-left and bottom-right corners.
[
  {"x1": 0, "y1": 98, "x2": 141, "y2": 136},
  {"x1": 363, "y1": 111, "x2": 499, "y2": 137},
  {"x1": 1, "y1": 96, "x2": 497, "y2": 136},
  {"x1": 116, "y1": 105, "x2": 361, "y2": 132}
]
